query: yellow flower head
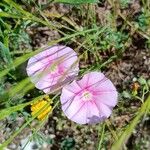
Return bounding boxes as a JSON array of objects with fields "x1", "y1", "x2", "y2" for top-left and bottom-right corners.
[{"x1": 31, "y1": 95, "x2": 53, "y2": 120}]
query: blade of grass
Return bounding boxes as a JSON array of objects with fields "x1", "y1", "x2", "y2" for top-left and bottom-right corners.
[
  {"x1": 97, "y1": 123, "x2": 106, "y2": 150},
  {"x1": 22, "y1": 99, "x2": 60, "y2": 149},
  {"x1": 0, "y1": 42, "x2": 13, "y2": 66},
  {"x1": 0, "y1": 12, "x2": 21, "y2": 18},
  {"x1": 54, "y1": 0, "x2": 98, "y2": 4},
  {"x1": 111, "y1": 95, "x2": 150, "y2": 150},
  {"x1": 7, "y1": 78, "x2": 33, "y2": 98},
  {"x1": 105, "y1": 119, "x2": 118, "y2": 141},
  {"x1": 0, "y1": 27, "x2": 100, "y2": 79},
  {"x1": 3, "y1": 0, "x2": 67, "y2": 31},
  {"x1": 0, "y1": 94, "x2": 59, "y2": 149},
  {"x1": 43, "y1": 11, "x2": 81, "y2": 31},
  {"x1": 0, "y1": 95, "x2": 45, "y2": 120},
  {"x1": 107, "y1": 0, "x2": 150, "y2": 40}
]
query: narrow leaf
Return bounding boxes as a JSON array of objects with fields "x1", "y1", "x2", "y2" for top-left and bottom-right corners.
[
  {"x1": 0, "y1": 41, "x2": 13, "y2": 66},
  {"x1": 111, "y1": 95, "x2": 150, "y2": 150},
  {"x1": 54, "y1": 0, "x2": 98, "y2": 4}
]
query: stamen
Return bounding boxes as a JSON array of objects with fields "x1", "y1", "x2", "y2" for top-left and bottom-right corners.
[{"x1": 82, "y1": 91, "x2": 92, "y2": 101}]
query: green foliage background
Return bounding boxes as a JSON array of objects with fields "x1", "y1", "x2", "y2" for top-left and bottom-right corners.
[{"x1": 0, "y1": 0, "x2": 150, "y2": 149}]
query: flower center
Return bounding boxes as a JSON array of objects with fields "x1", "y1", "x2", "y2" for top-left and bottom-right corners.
[
  {"x1": 82, "y1": 91, "x2": 92, "y2": 101},
  {"x1": 50, "y1": 63, "x2": 58, "y2": 74}
]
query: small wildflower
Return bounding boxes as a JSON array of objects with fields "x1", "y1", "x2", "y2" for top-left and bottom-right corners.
[
  {"x1": 60, "y1": 72, "x2": 118, "y2": 124},
  {"x1": 31, "y1": 96, "x2": 52, "y2": 120},
  {"x1": 26, "y1": 45, "x2": 79, "y2": 93},
  {"x1": 132, "y1": 82, "x2": 140, "y2": 96}
]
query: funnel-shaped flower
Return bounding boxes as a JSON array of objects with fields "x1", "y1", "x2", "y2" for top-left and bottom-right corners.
[
  {"x1": 26, "y1": 45, "x2": 79, "y2": 93},
  {"x1": 60, "y1": 72, "x2": 118, "y2": 124}
]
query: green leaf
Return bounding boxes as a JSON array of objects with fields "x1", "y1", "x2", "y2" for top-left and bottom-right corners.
[
  {"x1": 0, "y1": 41, "x2": 13, "y2": 66},
  {"x1": 54, "y1": 0, "x2": 98, "y2": 4},
  {"x1": 122, "y1": 91, "x2": 131, "y2": 99},
  {"x1": 138, "y1": 77, "x2": 147, "y2": 85}
]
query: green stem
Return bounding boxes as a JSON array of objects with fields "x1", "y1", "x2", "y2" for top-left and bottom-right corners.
[{"x1": 98, "y1": 123, "x2": 105, "y2": 150}]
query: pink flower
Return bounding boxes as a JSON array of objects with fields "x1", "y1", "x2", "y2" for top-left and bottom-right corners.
[
  {"x1": 60, "y1": 72, "x2": 118, "y2": 124},
  {"x1": 26, "y1": 45, "x2": 79, "y2": 93}
]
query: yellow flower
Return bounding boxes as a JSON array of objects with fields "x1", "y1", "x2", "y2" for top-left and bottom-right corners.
[{"x1": 31, "y1": 95, "x2": 52, "y2": 120}]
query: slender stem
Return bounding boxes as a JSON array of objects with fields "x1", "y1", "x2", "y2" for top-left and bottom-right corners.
[
  {"x1": 98, "y1": 123, "x2": 105, "y2": 150},
  {"x1": 0, "y1": 94, "x2": 59, "y2": 149}
]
